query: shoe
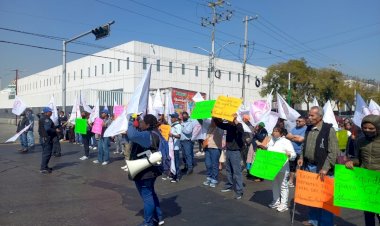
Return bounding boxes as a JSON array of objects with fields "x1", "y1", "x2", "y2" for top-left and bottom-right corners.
[
  {"x1": 89, "y1": 146, "x2": 93, "y2": 149},
  {"x1": 121, "y1": 165, "x2": 128, "y2": 169},
  {"x1": 276, "y1": 205, "x2": 288, "y2": 212},
  {"x1": 54, "y1": 153, "x2": 62, "y2": 157},
  {"x1": 186, "y1": 169, "x2": 193, "y2": 175},
  {"x1": 93, "y1": 147, "x2": 97, "y2": 150},
  {"x1": 181, "y1": 168, "x2": 188, "y2": 173},
  {"x1": 124, "y1": 168, "x2": 129, "y2": 172},
  {"x1": 170, "y1": 179, "x2": 178, "y2": 183},
  {"x1": 235, "y1": 194, "x2": 243, "y2": 200},
  {"x1": 79, "y1": 156, "x2": 88, "y2": 160},
  {"x1": 21, "y1": 148, "x2": 28, "y2": 153},
  {"x1": 203, "y1": 180, "x2": 210, "y2": 186},
  {"x1": 40, "y1": 169, "x2": 51, "y2": 174},
  {"x1": 93, "y1": 160, "x2": 100, "y2": 164},
  {"x1": 113, "y1": 151, "x2": 119, "y2": 154},
  {"x1": 220, "y1": 188, "x2": 232, "y2": 193},
  {"x1": 209, "y1": 183, "x2": 216, "y2": 188},
  {"x1": 102, "y1": 161, "x2": 109, "y2": 165},
  {"x1": 301, "y1": 221, "x2": 313, "y2": 226},
  {"x1": 195, "y1": 152, "x2": 205, "y2": 157},
  {"x1": 158, "y1": 220, "x2": 165, "y2": 225},
  {"x1": 268, "y1": 201, "x2": 280, "y2": 208},
  {"x1": 288, "y1": 182, "x2": 295, "y2": 188}
]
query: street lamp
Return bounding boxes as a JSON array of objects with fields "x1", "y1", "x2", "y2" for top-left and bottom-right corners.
[
  {"x1": 193, "y1": 41, "x2": 234, "y2": 100},
  {"x1": 62, "y1": 21, "x2": 115, "y2": 112}
]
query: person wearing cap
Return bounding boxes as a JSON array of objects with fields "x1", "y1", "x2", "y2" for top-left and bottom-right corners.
[
  {"x1": 169, "y1": 112, "x2": 182, "y2": 182},
  {"x1": 179, "y1": 111, "x2": 195, "y2": 175},
  {"x1": 93, "y1": 109, "x2": 112, "y2": 165},
  {"x1": 38, "y1": 107, "x2": 60, "y2": 174}
]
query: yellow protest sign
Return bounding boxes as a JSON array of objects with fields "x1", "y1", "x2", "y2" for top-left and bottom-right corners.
[
  {"x1": 159, "y1": 124, "x2": 171, "y2": 141},
  {"x1": 211, "y1": 96, "x2": 242, "y2": 122}
]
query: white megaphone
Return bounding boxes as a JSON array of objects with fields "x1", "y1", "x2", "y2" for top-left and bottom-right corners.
[{"x1": 126, "y1": 151, "x2": 162, "y2": 180}]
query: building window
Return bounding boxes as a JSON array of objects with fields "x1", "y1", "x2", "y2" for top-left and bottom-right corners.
[
  {"x1": 127, "y1": 57, "x2": 130, "y2": 70},
  {"x1": 156, "y1": 60, "x2": 160, "y2": 72},
  {"x1": 109, "y1": 62, "x2": 112, "y2": 73},
  {"x1": 102, "y1": 64, "x2": 104, "y2": 75},
  {"x1": 195, "y1": 66, "x2": 198, "y2": 77},
  {"x1": 88, "y1": 67, "x2": 90, "y2": 77},
  {"x1": 80, "y1": 69, "x2": 83, "y2": 79},
  {"x1": 229, "y1": 72, "x2": 231, "y2": 81},
  {"x1": 247, "y1": 75, "x2": 250, "y2": 83},
  {"x1": 94, "y1": 66, "x2": 97, "y2": 76},
  {"x1": 59, "y1": 76, "x2": 60, "y2": 84},
  {"x1": 208, "y1": 68, "x2": 210, "y2": 78},
  {"x1": 182, "y1": 64, "x2": 185, "y2": 75},
  {"x1": 50, "y1": 78, "x2": 51, "y2": 86},
  {"x1": 238, "y1": 73, "x2": 240, "y2": 82},
  {"x1": 118, "y1": 59, "x2": 120, "y2": 71},
  {"x1": 143, "y1": 57, "x2": 147, "y2": 70},
  {"x1": 169, "y1": 62, "x2": 172, "y2": 73},
  {"x1": 74, "y1": 71, "x2": 76, "y2": 80}
]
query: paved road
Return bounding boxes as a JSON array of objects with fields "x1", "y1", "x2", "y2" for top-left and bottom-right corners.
[{"x1": 0, "y1": 123, "x2": 363, "y2": 226}]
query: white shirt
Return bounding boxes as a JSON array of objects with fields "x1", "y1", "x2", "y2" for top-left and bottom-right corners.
[
  {"x1": 267, "y1": 136, "x2": 296, "y2": 172},
  {"x1": 171, "y1": 122, "x2": 182, "y2": 150}
]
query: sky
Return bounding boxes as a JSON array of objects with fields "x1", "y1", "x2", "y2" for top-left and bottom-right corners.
[{"x1": 0, "y1": 0, "x2": 379, "y2": 89}]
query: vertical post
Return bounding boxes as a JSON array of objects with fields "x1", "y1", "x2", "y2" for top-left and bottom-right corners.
[
  {"x1": 242, "y1": 16, "x2": 249, "y2": 105},
  {"x1": 287, "y1": 72, "x2": 291, "y2": 105},
  {"x1": 62, "y1": 41, "x2": 67, "y2": 113},
  {"x1": 15, "y1": 69, "x2": 19, "y2": 125},
  {"x1": 209, "y1": 7, "x2": 216, "y2": 100}
]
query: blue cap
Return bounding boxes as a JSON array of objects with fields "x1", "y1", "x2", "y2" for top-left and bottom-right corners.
[
  {"x1": 42, "y1": 107, "x2": 52, "y2": 113},
  {"x1": 101, "y1": 109, "x2": 109, "y2": 114},
  {"x1": 169, "y1": 112, "x2": 179, "y2": 118}
]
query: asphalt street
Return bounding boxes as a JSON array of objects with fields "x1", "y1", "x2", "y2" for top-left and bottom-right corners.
[{"x1": 0, "y1": 123, "x2": 364, "y2": 226}]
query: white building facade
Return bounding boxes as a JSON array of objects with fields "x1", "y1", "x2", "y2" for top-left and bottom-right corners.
[{"x1": 0, "y1": 41, "x2": 267, "y2": 110}]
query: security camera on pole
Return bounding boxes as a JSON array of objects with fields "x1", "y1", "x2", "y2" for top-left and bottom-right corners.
[{"x1": 62, "y1": 21, "x2": 115, "y2": 113}]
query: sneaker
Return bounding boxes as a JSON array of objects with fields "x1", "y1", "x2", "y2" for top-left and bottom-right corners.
[
  {"x1": 158, "y1": 220, "x2": 165, "y2": 225},
  {"x1": 288, "y1": 182, "x2": 295, "y2": 188},
  {"x1": 121, "y1": 165, "x2": 128, "y2": 169},
  {"x1": 40, "y1": 169, "x2": 51, "y2": 174},
  {"x1": 79, "y1": 156, "x2": 88, "y2": 160},
  {"x1": 209, "y1": 183, "x2": 216, "y2": 188},
  {"x1": 113, "y1": 151, "x2": 119, "y2": 154},
  {"x1": 268, "y1": 201, "x2": 280, "y2": 209},
  {"x1": 102, "y1": 161, "x2": 109, "y2": 165},
  {"x1": 93, "y1": 160, "x2": 100, "y2": 164},
  {"x1": 203, "y1": 180, "x2": 210, "y2": 186},
  {"x1": 93, "y1": 147, "x2": 97, "y2": 150},
  {"x1": 124, "y1": 168, "x2": 129, "y2": 172},
  {"x1": 276, "y1": 205, "x2": 288, "y2": 212},
  {"x1": 195, "y1": 152, "x2": 205, "y2": 157},
  {"x1": 220, "y1": 188, "x2": 232, "y2": 193},
  {"x1": 235, "y1": 194, "x2": 243, "y2": 200},
  {"x1": 89, "y1": 146, "x2": 93, "y2": 149},
  {"x1": 170, "y1": 179, "x2": 178, "y2": 183}
]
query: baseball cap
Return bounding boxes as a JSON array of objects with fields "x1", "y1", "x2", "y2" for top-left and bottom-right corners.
[
  {"x1": 169, "y1": 112, "x2": 179, "y2": 118},
  {"x1": 101, "y1": 109, "x2": 109, "y2": 114},
  {"x1": 42, "y1": 107, "x2": 52, "y2": 113}
]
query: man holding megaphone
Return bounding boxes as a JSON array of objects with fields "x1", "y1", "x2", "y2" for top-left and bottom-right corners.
[{"x1": 126, "y1": 114, "x2": 164, "y2": 226}]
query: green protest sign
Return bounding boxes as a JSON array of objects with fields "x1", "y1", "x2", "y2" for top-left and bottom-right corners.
[
  {"x1": 334, "y1": 164, "x2": 380, "y2": 214},
  {"x1": 190, "y1": 100, "x2": 216, "y2": 119},
  {"x1": 249, "y1": 149, "x2": 288, "y2": 180},
  {"x1": 75, "y1": 118, "x2": 88, "y2": 134}
]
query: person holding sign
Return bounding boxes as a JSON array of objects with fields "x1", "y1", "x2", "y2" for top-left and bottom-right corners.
[
  {"x1": 214, "y1": 114, "x2": 245, "y2": 200},
  {"x1": 297, "y1": 106, "x2": 339, "y2": 226},
  {"x1": 93, "y1": 109, "x2": 112, "y2": 166},
  {"x1": 263, "y1": 126, "x2": 296, "y2": 212},
  {"x1": 345, "y1": 114, "x2": 380, "y2": 226},
  {"x1": 169, "y1": 112, "x2": 182, "y2": 183},
  {"x1": 79, "y1": 112, "x2": 93, "y2": 161},
  {"x1": 38, "y1": 107, "x2": 60, "y2": 174}
]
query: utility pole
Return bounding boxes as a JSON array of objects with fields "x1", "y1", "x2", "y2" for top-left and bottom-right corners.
[
  {"x1": 15, "y1": 69, "x2": 19, "y2": 125},
  {"x1": 201, "y1": 0, "x2": 232, "y2": 100},
  {"x1": 287, "y1": 72, "x2": 291, "y2": 105},
  {"x1": 241, "y1": 15, "x2": 257, "y2": 106}
]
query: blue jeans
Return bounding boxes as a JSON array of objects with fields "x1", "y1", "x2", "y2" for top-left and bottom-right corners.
[
  {"x1": 75, "y1": 133, "x2": 82, "y2": 144},
  {"x1": 180, "y1": 140, "x2": 194, "y2": 171},
  {"x1": 225, "y1": 150, "x2": 243, "y2": 195},
  {"x1": 305, "y1": 164, "x2": 334, "y2": 226},
  {"x1": 27, "y1": 131, "x2": 35, "y2": 147},
  {"x1": 97, "y1": 137, "x2": 110, "y2": 163},
  {"x1": 91, "y1": 135, "x2": 97, "y2": 147},
  {"x1": 20, "y1": 133, "x2": 28, "y2": 149},
  {"x1": 174, "y1": 149, "x2": 181, "y2": 179},
  {"x1": 40, "y1": 138, "x2": 53, "y2": 170},
  {"x1": 135, "y1": 178, "x2": 163, "y2": 226},
  {"x1": 205, "y1": 148, "x2": 221, "y2": 184}
]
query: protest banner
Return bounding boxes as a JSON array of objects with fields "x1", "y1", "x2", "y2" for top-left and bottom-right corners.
[
  {"x1": 5, "y1": 124, "x2": 31, "y2": 143},
  {"x1": 113, "y1": 105, "x2": 124, "y2": 118},
  {"x1": 211, "y1": 96, "x2": 242, "y2": 122},
  {"x1": 190, "y1": 100, "x2": 216, "y2": 119},
  {"x1": 12, "y1": 96, "x2": 27, "y2": 116},
  {"x1": 249, "y1": 149, "x2": 288, "y2": 180},
  {"x1": 295, "y1": 170, "x2": 341, "y2": 215},
  {"x1": 159, "y1": 124, "x2": 171, "y2": 141},
  {"x1": 75, "y1": 118, "x2": 88, "y2": 134},
  {"x1": 334, "y1": 164, "x2": 380, "y2": 214},
  {"x1": 91, "y1": 118, "x2": 103, "y2": 135}
]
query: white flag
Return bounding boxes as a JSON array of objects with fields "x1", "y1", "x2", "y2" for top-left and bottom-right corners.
[
  {"x1": 5, "y1": 124, "x2": 31, "y2": 143},
  {"x1": 89, "y1": 98, "x2": 100, "y2": 123},
  {"x1": 276, "y1": 92, "x2": 300, "y2": 122},
  {"x1": 153, "y1": 89, "x2": 164, "y2": 115},
  {"x1": 103, "y1": 108, "x2": 128, "y2": 137},
  {"x1": 127, "y1": 65, "x2": 152, "y2": 116},
  {"x1": 80, "y1": 93, "x2": 93, "y2": 113},
  {"x1": 192, "y1": 92, "x2": 204, "y2": 102},
  {"x1": 48, "y1": 96, "x2": 59, "y2": 126},
  {"x1": 323, "y1": 100, "x2": 338, "y2": 130},
  {"x1": 12, "y1": 96, "x2": 27, "y2": 116},
  {"x1": 352, "y1": 93, "x2": 370, "y2": 127},
  {"x1": 312, "y1": 97, "x2": 319, "y2": 107},
  {"x1": 369, "y1": 99, "x2": 380, "y2": 115},
  {"x1": 260, "y1": 111, "x2": 280, "y2": 135},
  {"x1": 147, "y1": 94, "x2": 155, "y2": 116},
  {"x1": 165, "y1": 91, "x2": 175, "y2": 124},
  {"x1": 249, "y1": 91, "x2": 273, "y2": 125},
  {"x1": 68, "y1": 94, "x2": 81, "y2": 125},
  {"x1": 104, "y1": 102, "x2": 109, "y2": 112}
]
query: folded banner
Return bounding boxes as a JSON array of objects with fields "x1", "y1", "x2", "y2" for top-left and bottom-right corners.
[
  {"x1": 190, "y1": 100, "x2": 216, "y2": 119},
  {"x1": 295, "y1": 170, "x2": 341, "y2": 216},
  {"x1": 334, "y1": 164, "x2": 380, "y2": 214},
  {"x1": 249, "y1": 149, "x2": 288, "y2": 180},
  {"x1": 75, "y1": 118, "x2": 88, "y2": 134},
  {"x1": 91, "y1": 118, "x2": 103, "y2": 135},
  {"x1": 5, "y1": 124, "x2": 31, "y2": 143},
  {"x1": 212, "y1": 96, "x2": 242, "y2": 122}
]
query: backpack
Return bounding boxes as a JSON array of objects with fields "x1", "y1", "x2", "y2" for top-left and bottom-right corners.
[{"x1": 151, "y1": 130, "x2": 171, "y2": 173}]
